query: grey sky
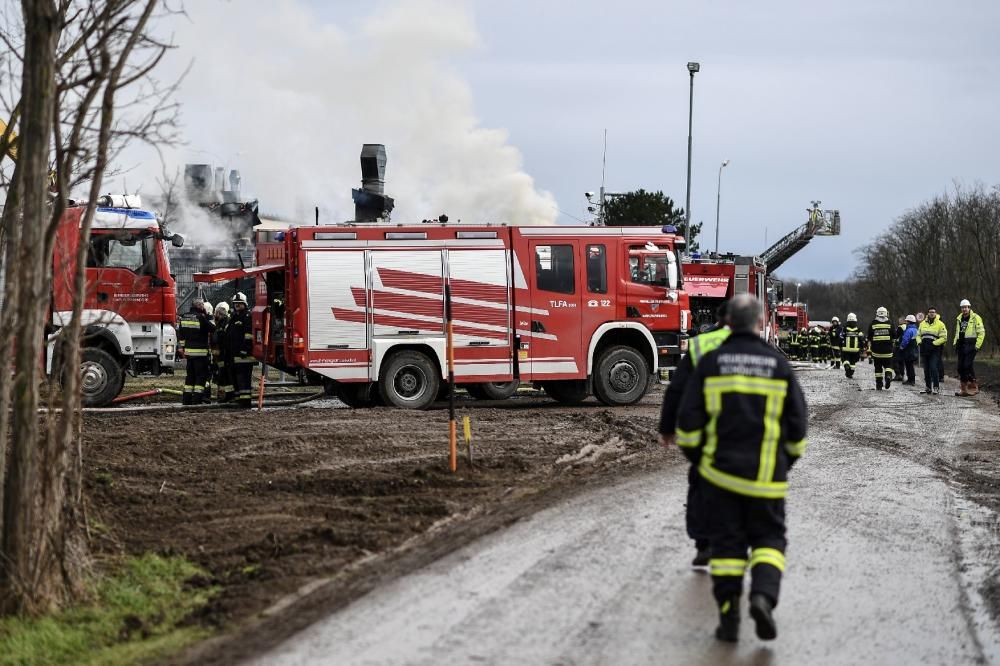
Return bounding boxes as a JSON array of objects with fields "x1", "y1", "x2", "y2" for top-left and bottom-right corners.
[
  {"x1": 455, "y1": 0, "x2": 1000, "y2": 280},
  {"x1": 137, "y1": 0, "x2": 1000, "y2": 281}
]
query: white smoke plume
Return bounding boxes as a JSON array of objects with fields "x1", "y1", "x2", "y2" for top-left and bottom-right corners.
[{"x1": 130, "y1": 0, "x2": 557, "y2": 226}]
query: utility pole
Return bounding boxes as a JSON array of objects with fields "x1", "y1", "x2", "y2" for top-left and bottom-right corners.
[{"x1": 684, "y1": 61, "x2": 700, "y2": 250}]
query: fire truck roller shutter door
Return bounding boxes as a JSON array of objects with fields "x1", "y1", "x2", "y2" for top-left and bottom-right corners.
[
  {"x1": 447, "y1": 249, "x2": 513, "y2": 379},
  {"x1": 307, "y1": 250, "x2": 368, "y2": 352}
]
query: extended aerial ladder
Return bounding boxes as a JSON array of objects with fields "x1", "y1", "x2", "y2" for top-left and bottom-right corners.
[{"x1": 760, "y1": 201, "x2": 841, "y2": 274}]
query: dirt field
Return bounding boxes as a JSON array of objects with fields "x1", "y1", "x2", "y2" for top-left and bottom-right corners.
[
  {"x1": 83, "y1": 363, "x2": 1000, "y2": 664},
  {"x1": 82, "y1": 386, "x2": 675, "y2": 663}
]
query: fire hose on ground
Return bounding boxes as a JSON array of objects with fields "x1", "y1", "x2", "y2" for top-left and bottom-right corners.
[{"x1": 108, "y1": 387, "x2": 325, "y2": 408}]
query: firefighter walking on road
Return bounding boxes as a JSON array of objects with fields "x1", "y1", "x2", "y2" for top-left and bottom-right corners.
[
  {"x1": 675, "y1": 295, "x2": 808, "y2": 643},
  {"x1": 828, "y1": 317, "x2": 842, "y2": 369},
  {"x1": 953, "y1": 299, "x2": 986, "y2": 397},
  {"x1": 867, "y1": 307, "x2": 897, "y2": 390},
  {"x1": 660, "y1": 303, "x2": 730, "y2": 570},
  {"x1": 841, "y1": 313, "x2": 865, "y2": 378},
  {"x1": 178, "y1": 298, "x2": 214, "y2": 405},
  {"x1": 227, "y1": 292, "x2": 255, "y2": 408}
]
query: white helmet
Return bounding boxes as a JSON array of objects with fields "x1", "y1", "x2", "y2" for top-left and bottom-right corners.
[
  {"x1": 876, "y1": 306, "x2": 888, "y2": 318},
  {"x1": 215, "y1": 302, "x2": 230, "y2": 316},
  {"x1": 831, "y1": 316, "x2": 840, "y2": 323},
  {"x1": 232, "y1": 292, "x2": 248, "y2": 306},
  {"x1": 906, "y1": 314, "x2": 916, "y2": 323},
  {"x1": 960, "y1": 299, "x2": 971, "y2": 307},
  {"x1": 847, "y1": 312, "x2": 857, "y2": 322}
]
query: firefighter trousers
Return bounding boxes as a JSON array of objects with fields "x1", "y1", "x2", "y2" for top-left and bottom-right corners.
[
  {"x1": 703, "y1": 482, "x2": 786, "y2": 607},
  {"x1": 686, "y1": 465, "x2": 711, "y2": 550},
  {"x1": 232, "y1": 361, "x2": 254, "y2": 408},
  {"x1": 873, "y1": 356, "x2": 894, "y2": 389},
  {"x1": 183, "y1": 356, "x2": 210, "y2": 405},
  {"x1": 213, "y1": 362, "x2": 233, "y2": 402},
  {"x1": 842, "y1": 351, "x2": 860, "y2": 377}
]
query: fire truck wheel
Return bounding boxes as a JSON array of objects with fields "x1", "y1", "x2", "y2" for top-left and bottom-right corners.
[
  {"x1": 77, "y1": 347, "x2": 125, "y2": 407},
  {"x1": 466, "y1": 380, "x2": 520, "y2": 401},
  {"x1": 593, "y1": 346, "x2": 649, "y2": 406},
  {"x1": 378, "y1": 351, "x2": 440, "y2": 410},
  {"x1": 542, "y1": 380, "x2": 589, "y2": 405}
]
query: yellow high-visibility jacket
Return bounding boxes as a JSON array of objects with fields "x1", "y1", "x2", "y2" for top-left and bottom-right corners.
[
  {"x1": 918, "y1": 317, "x2": 947, "y2": 349},
  {"x1": 953, "y1": 311, "x2": 986, "y2": 351}
]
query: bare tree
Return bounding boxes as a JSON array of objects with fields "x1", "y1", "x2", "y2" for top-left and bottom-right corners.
[{"x1": 0, "y1": 0, "x2": 179, "y2": 614}]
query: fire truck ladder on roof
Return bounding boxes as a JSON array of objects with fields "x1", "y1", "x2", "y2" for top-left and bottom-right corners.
[{"x1": 760, "y1": 201, "x2": 841, "y2": 274}]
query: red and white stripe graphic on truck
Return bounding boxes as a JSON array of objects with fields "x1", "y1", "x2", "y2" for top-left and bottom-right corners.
[{"x1": 328, "y1": 267, "x2": 555, "y2": 342}]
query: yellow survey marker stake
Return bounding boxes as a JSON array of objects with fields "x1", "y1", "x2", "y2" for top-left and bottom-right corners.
[{"x1": 463, "y1": 416, "x2": 473, "y2": 465}]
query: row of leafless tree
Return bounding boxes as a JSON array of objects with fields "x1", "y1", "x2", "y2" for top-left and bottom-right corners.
[
  {"x1": 0, "y1": 0, "x2": 177, "y2": 615},
  {"x1": 785, "y1": 184, "x2": 999, "y2": 353}
]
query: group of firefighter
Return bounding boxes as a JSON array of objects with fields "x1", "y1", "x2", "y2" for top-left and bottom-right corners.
[
  {"x1": 656, "y1": 296, "x2": 987, "y2": 644},
  {"x1": 176, "y1": 292, "x2": 255, "y2": 408},
  {"x1": 784, "y1": 300, "x2": 986, "y2": 395}
]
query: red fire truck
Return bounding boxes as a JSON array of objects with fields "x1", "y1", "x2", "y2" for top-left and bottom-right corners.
[
  {"x1": 682, "y1": 253, "x2": 773, "y2": 339},
  {"x1": 48, "y1": 198, "x2": 183, "y2": 406},
  {"x1": 197, "y1": 224, "x2": 691, "y2": 409},
  {"x1": 775, "y1": 301, "x2": 808, "y2": 352}
]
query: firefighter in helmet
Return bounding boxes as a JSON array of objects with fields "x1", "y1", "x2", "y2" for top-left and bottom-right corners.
[
  {"x1": 840, "y1": 313, "x2": 865, "y2": 378},
  {"x1": 800, "y1": 327, "x2": 810, "y2": 360},
  {"x1": 211, "y1": 302, "x2": 232, "y2": 402},
  {"x1": 178, "y1": 298, "x2": 214, "y2": 405},
  {"x1": 828, "y1": 316, "x2": 842, "y2": 369},
  {"x1": 867, "y1": 306, "x2": 897, "y2": 390},
  {"x1": 808, "y1": 326, "x2": 821, "y2": 362},
  {"x1": 226, "y1": 292, "x2": 255, "y2": 408}
]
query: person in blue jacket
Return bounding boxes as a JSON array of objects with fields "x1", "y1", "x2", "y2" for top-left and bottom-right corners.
[{"x1": 898, "y1": 314, "x2": 919, "y2": 385}]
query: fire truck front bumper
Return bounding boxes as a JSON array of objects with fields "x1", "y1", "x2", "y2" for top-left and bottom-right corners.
[{"x1": 653, "y1": 331, "x2": 688, "y2": 380}]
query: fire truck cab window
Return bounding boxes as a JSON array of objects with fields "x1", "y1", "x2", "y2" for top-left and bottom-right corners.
[
  {"x1": 586, "y1": 244, "x2": 607, "y2": 293},
  {"x1": 535, "y1": 244, "x2": 575, "y2": 294},
  {"x1": 87, "y1": 235, "x2": 158, "y2": 276},
  {"x1": 629, "y1": 248, "x2": 678, "y2": 290}
]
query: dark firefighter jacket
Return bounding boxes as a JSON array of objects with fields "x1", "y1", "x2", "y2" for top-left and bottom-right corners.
[
  {"x1": 210, "y1": 314, "x2": 230, "y2": 367},
  {"x1": 178, "y1": 309, "x2": 214, "y2": 358},
  {"x1": 675, "y1": 332, "x2": 808, "y2": 499},
  {"x1": 659, "y1": 327, "x2": 731, "y2": 434},
  {"x1": 841, "y1": 324, "x2": 866, "y2": 353},
  {"x1": 867, "y1": 319, "x2": 896, "y2": 359},
  {"x1": 829, "y1": 324, "x2": 842, "y2": 350},
  {"x1": 226, "y1": 309, "x2": 254, "y2": 364}
]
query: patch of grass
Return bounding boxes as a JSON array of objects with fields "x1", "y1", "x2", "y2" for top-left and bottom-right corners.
[{"x1": 0, "y1": 554, "x2": 217, "y2": 666}]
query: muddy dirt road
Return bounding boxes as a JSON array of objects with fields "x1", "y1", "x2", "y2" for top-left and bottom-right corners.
[{"x1": 250, "y1": 363, "x2": 1000, "y2": 665}]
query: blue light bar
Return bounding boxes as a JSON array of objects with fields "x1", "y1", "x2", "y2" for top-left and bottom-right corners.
[{"x1": 661, "y1": 224, "x2": 677, "y2": 234}]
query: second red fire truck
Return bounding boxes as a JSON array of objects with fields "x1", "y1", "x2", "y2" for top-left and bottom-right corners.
[{"x1": 197, "y1": 224, "x2": 691, "y2": 409}]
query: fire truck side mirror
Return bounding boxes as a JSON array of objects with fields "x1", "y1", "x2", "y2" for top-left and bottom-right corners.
[{"x1": 170, "y1": 233, "x2": 185, "y2": 248}]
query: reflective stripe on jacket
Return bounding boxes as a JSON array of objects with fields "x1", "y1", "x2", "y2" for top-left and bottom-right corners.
[
  {"x1": 867, "y1": 319, "x2": 895, "y2": 359},
  {"x1": 918, "y1": 318, "x2": 947, "y2": 348},
  {"x1": 675, "y1": 332, "x2": 808, "y2": 499}
]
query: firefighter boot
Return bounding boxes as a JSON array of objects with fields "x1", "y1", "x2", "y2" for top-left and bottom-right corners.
[
  {"x1": 749, "y1": 593, "x2": 777, "y2": 641},
  {"x1": 968, "y1": 380, "x2": 980, "y2": 396},
  {"x1": 955, "y1": 381, "x2": 970, "y2": 397},
  {"x1": 885, "y1": 370, "x2": 893, "y2": 390},
  {"x1": 715, "y1": 596, "x2": 741, "y2": 642},
  {"x1": 876, "y1": 378, "x2": 883, "y2": 391}
]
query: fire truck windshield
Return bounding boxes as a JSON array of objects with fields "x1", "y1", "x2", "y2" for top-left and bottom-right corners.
[{"x1": 87, "y1": 233, "x2": 160, "y2": 277}]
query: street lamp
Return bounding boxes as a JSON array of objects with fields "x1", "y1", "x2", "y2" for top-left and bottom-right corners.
[
  {"x1": 796, "y1": 282, "x2": 802, "y2": 303},
  {"x1": 684, "y1": 61, "x2": 700, "y2": 251},
  {"x1": 714, "y1": 159, "x2": 729, "y2": 254}
]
